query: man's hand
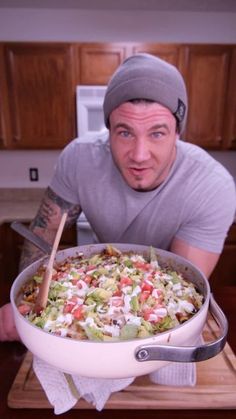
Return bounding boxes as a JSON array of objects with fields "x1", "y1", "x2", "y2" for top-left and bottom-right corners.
[{"x1": 0, "y1": 303, "x2": 20, "y2": 342}]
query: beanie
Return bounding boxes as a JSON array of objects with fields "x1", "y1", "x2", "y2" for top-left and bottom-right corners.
[{"x1": 103, "y1": 53, "x2": 188, "y2": 134}]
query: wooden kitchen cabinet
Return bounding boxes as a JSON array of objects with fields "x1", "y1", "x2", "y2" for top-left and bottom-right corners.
[
  {"x1": 131, "y1": 43, "x2": 183, "y2": 68},
  {"x1": 0, "y1": 44, "x2": 11, "y2": 148},
  {"x1": 210, "y1": 223, "x2": 236, "y2": 288},
  {"x1": 222, "y1": 46, "x2": 236, "y2": 150},
  {"x1": 0, "y1": 42, "x2": 236, "y2": 150},
  {"x1": 2, "y1": 43, "x2": 78, "y2": 149},
  {"x1": 79, "y1": 43, "x2": 127, "y2": 85},
  {"x1": 131, "y1": 43, "x2": 236, "y2": 149},
  {"x1": 182, "y1": 45, "x2": 234, "y2": 149}
]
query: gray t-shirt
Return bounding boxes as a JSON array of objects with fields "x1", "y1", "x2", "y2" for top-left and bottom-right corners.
[{"x1": 50, "y1": 133, "x2": 236, "y2": 253}]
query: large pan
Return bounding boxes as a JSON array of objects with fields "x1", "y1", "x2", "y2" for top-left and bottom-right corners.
[{"x1": 10, "y1": 243, "x2": 228, "y2": 379}]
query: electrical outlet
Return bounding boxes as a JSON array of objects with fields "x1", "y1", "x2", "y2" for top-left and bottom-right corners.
[{"x1": 29, "y1": 168, "x2": 39, "y2": 182}]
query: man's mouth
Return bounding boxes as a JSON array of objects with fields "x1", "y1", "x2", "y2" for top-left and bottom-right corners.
[{"x1": 128, "y1": 167, "x2": 150, "y2": 177}]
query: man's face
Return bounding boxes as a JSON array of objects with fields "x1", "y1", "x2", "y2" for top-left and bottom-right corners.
[{"x1": 109, "y1": 101, "x2": 178, "y2": 191}]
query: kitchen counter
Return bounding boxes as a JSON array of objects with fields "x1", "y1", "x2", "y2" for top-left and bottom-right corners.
[{"x1": 0, "y1": 188, "x2": 45, "y2": 225}]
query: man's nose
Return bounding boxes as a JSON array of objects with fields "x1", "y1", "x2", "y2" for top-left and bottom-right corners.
[{"x1": 129, "y1": 138, "x2": 151, "y2": 162}]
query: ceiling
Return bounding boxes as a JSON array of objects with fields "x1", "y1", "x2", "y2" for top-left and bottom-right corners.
[{"x1": 0, "y1": 0, "x2": 236, "y2": 12}]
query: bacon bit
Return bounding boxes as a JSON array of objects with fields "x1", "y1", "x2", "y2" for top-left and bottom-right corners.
[
  {"x1": 54, "y1": 331, "x2": 63, "y2": 336},
  {"x1": 176, "y1": 312, "x2": 189, "y2": 322},
  {"x1": 84, "y1": 275, "x2": 92, "y2": 284},
  {"x1": 91, "y1": 279, "x2": 98, "y2": 287},
  {"x1": 113, "y1": 289, "x2": 122, "y2": 297},
  {"x1": 86, "y1": 265, "x2": 96, "y2": 271}
]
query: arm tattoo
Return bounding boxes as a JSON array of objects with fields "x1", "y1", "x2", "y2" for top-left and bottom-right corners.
[
  {"x1": 31, "y1": 187, "x2": 81, "y2": 230},
  {"x1": 19, "y1": 187, "x2": 81, "y2": 271}
]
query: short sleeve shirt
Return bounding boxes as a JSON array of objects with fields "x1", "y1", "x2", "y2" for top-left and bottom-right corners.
[{"x1": 50, "y1": 133, "x2": 236, "y2": 253}]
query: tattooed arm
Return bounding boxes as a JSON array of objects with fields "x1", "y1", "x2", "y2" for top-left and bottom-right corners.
[
  {"x1": 0, "y1": 187, "x2": 81, "y2": 341},
  {"x1": 19, "y1": 187, "x2": 81, "y2": 271}
]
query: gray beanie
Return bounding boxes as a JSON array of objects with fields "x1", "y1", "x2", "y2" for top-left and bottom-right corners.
[{"x1": 103, "y1": 53, "x2": 188, "y2": 133}]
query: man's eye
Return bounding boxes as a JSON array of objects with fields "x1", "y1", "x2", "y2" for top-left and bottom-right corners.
[
  {"x1": 151, "y1": 131, "x2": 164, "y2": 139},
  {"x1": 118, "y1": 130, "x2": 131, "y2": 138}
]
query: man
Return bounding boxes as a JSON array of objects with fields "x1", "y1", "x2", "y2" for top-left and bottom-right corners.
[{"x1": 1, "y1": 53, "x2": 235, "y2": 341}]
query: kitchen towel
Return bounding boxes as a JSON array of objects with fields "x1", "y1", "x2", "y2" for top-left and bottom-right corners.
[{"x1": 33, "y1": 357, "x2": 197, "y2": 415}]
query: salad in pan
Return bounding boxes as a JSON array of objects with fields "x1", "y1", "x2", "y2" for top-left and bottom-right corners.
[{"x1": 17, "y1": 245, "x2": 203, "y2": 341}]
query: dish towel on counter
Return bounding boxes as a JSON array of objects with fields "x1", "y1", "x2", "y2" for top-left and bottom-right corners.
[{"x1": 33, "y1": 356, "x2": 197, "y2": 415}]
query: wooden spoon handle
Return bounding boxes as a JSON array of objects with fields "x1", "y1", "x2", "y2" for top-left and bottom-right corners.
[{"x1": 34, "y1": 212, "x2": 68, "y2": 313}]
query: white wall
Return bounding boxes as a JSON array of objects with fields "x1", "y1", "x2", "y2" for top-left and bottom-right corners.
[
  {"x1": 0, "y1": 150, "x2": 60, "y2": 188},
  {"x1": 0, "y1": 8, "x2": 235, "y2": 43}
]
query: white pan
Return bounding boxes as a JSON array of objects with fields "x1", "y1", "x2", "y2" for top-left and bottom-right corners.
[{"x1": 10, "y1": 243, "x2": 228, "y2": 379}]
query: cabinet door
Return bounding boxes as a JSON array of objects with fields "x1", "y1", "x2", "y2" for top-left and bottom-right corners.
[
  {"x1": 0, "y1": 44, "x2": 11, "y2": 148},
  {"x1": 79, "y1": 43, "x2": 127, "y2": 85},
  {"x1": 223, "y1": 47, "x2": 236, "y2": 150},
  {"x1": 4, "y1": 43, "x2": 77, "y2": 149},
  {"x1": 182, "y1": 45, "x2": 231, "y2": 149},
  {"x1": 131, "y1": 43, "x2": 181, "y2": 67}
]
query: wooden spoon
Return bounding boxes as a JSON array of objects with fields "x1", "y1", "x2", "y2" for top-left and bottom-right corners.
[{"x1": 34, "y1": 212, "x2": 68, "y2": 314}]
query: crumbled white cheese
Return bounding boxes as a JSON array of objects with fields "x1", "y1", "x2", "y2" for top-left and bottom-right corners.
[{"x1": 103, "y1": 324, "x2": 120, "y2": 337}]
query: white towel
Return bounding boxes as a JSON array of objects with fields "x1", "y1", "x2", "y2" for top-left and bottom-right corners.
[{"x1": 33, "y1": 357, "x2": 197, "y2": 414}]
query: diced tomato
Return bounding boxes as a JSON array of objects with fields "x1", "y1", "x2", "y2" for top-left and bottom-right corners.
[
  {"x1": 63, "y1": 296, "x2": 77, "y2": 313},
  {"x1": 18, "y1": 304, "x2": 31, "y2": 315},
  {"x1": 73, "y1": 306, "x2": 84, "y2": 320},
  {"x1": 142, "y1": 308, "x2": 154, "y2": 321},
  {"x1": 141, "y1": 282, "x2": 153, "y2": 293},
  {"x1": 139, "y1": 290, "x2": 150, "y2": 303},
  {"x1": 133, "y1": 261, "x2": 151, "y2": 271},
  {"x1": 64, "y1": 304, "x2": 72, "y2": 313},
  {"x1": 120, "y1": 277, "x2": 133, "y2": 287}
]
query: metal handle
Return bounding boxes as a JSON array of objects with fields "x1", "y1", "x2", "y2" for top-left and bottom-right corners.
[
  {"x1": 77, "y1": 222, "x2": 93, "y2": 231},
  {"x1": 11, "y1": 221, "x2": 52, "y2": 254},
  {"x1": 135, "y1": 294, "x2": 228, "y2": 363}
]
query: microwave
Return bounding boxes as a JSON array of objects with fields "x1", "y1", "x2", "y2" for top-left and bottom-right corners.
[{"x1": 76, "y1": 85, "x2": 107, "y2": 138}]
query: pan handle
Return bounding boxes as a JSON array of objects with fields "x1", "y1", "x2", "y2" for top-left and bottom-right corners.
[
  {"x1": 135, "y1": 294, "x2": 228, "y2": 363},
  {"x1": 11, "y1": 221, "x2": 52, "y2": 254}
]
